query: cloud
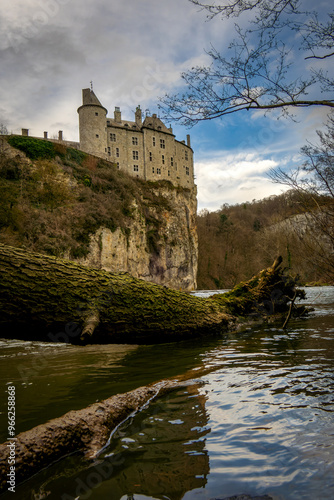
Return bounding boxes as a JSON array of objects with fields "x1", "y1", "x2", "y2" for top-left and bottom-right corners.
[
  {"x1": 0, "y1": 0, "x2": 218, "y2": 133},
  {"x1": 195, "y1": 153, "x2": 287, "y2": 210}
]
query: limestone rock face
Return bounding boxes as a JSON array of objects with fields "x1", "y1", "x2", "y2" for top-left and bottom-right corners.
[{"x1": 79, "y1": 186, "x2": 198, "y2": 291}]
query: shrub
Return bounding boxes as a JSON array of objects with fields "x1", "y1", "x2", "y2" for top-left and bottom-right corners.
[
  {"x1": 67, "y1": 148, "x2": 87, "y2": 165},
  {"x1": 8, "y1": 136, "x2": 56, "y2": 160}
]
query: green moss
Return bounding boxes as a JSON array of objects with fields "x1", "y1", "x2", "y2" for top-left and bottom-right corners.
[{"x1": 210, "y1": 262, "x2": 301, "y2": 317}]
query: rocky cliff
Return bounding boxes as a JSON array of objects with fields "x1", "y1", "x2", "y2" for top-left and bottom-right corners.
[
  {"x1": 80, "y1": 187, "x2": 198, "y2": 290},
  {"x1": 0, "y1": 136, "x2": 198, "y2": 291}
]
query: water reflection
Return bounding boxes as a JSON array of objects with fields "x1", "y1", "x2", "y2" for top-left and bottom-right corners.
[
  {"x1": 11, "y1": 385, "x2": 210, "y2": 500},
  {"x1": 100, "y1": 384, "x2": 210, "y2": 500}
]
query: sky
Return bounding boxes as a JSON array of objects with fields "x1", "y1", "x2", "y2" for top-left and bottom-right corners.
[{"x1": 0, "y1": 0, "x2": 332, "y2": 211}]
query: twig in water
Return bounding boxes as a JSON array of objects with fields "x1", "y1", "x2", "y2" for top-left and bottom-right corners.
[{"x1": 282, "y1": 291, "x2": 297, "y2": 329}]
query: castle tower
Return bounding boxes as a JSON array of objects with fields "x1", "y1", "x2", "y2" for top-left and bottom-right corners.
[{"x1": 77, "y1": 88, "x2": 108, "y2": 158}]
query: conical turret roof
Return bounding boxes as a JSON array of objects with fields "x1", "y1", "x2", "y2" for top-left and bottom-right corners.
[{"x1": 78, "y1": 88, "x2": 108, "y2": 114}]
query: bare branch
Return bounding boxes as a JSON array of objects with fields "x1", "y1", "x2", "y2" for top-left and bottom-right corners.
[
  {"x1": 161, "y1": 2, "x2": 334, "y2": 125},
  {"x1": 305, "y1": 51, "x2": 334, "y2": 60}
]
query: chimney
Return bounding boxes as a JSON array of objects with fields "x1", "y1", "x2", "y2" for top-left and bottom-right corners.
[
  {"x1": 58, "y1": 130, "x2": 63, "y2": 141},
  {"x1": 187, "y1": 134, "x2": 191, "y2": 148},
  {"x1": 22, "y1": 128, "x2": 29, "y2": 136},
  {"x1": 114, "y1": 106, "x2": 121, "y2": 123},
  {"x1": 135, "y1": 105, "x2": 142, "y2": 127},
  {"x1": 44, "y1": 131, "x2": 48, "y2": 139}
]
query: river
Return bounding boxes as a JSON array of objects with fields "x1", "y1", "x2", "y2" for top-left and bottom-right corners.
[{"x1": 0, "y1": 286, "x2": 333, "y2": 500}]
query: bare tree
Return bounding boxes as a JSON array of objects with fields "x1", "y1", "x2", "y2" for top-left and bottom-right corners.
[
  {"x1": 159, "y1": 0, "x2": 334, "y2": 125},
  {"x1": 269, "y1": 112, "x2": 334, "y2": 281},
  {"x1": 0, "y1": 123, "x2": 8, "y2": 135}
]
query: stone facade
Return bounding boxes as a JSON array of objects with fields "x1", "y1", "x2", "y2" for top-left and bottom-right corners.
[{"x1": 78, "y1": 88, "x2": 194, "y2": 189}]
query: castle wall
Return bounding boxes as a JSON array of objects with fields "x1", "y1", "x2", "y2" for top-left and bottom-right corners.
[
  {"x1": 142, "y1": 127, "x2": 175, "y2": 183},
  {"x1": 106, "y1": 125, "x2": 145, "y2": 178},
  {"x1": 175, "y1": 140, "x2": 194, "y2": 188}
]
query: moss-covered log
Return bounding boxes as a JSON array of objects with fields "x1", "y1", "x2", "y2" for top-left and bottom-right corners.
[
  {"x1": 0, "y1": 245, "x2": 305, "y2": 343},
  {"x1": 0, "y1": 243, "x2": 234, "y2": 343}
]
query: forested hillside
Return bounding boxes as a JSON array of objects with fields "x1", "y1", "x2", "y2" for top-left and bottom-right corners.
[{"x1": 197, "y1": 192, "x2": 333, "y2": 289}]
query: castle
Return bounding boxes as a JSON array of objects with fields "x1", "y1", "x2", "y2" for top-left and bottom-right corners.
[
  {"x1": 77, "y1": 88, "x2": 195, "y2": 188},
  {"x1": 17, "y1": 88, "x2": 198, "y2": 290}
]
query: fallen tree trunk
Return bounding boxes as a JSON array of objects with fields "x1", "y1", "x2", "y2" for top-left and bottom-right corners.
[
  {"x1": 0, "y1": 243, "x2": 233, "y2": 343},
  {"x1": 0, "y1": 245, "x2": 305, "y2": 343}
]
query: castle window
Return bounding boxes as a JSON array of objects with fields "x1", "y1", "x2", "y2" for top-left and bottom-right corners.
[
  {"x1": 116, "y1": 148, "x2": 120, "y2": 157},
  {"x1": 185, "y1": 150, "x2": 189, "y2": 161},
  {"x1": 117, "y1": 162, "x2": 120, "y2": 169},
  {"x1": 132, "y1": 137, "x2": 138, "y2": 145},
  {"x1": 152, "y1": 167, "x2": 155, "y2": 173},
  {"x1": 162, "y1": 155, "x2": 165, "y2": 164},
  {"x1": 153, "y1": 137, "x2": 156, "y2": 146},
  {"x1": 149, "y1": 152, "x2": 152, "y2": 161},
  {"x1": 186, "y1": 167, "x2": 190, "y2": 176},
  {"x1": 133, "y1": 165, "x2": 139, "y2": 172},
  {"x1": 133, "y1": 151, "x2": 139, "y2": 160},
  {"x1": 110, "y1": 133, "x2": 116, "y2": 142},
  {"x1": 171, "y1": 157, "x2": 174, "y2": 166},
  {"x1": 108, "y1": 147, "x2": 111, "y2": 156},
  {"x1": 168, "y1": 170, "x2": 171, "y2": 176},
  {"x1": 158, "y1": 126, "x2": 162, "y2": 130},
  {"x1": 157, "y1": 168, "x2": 161, "y2": 175},
  {"x1": 160, "y1": 139, "x2": 165, "y2": 149}
]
